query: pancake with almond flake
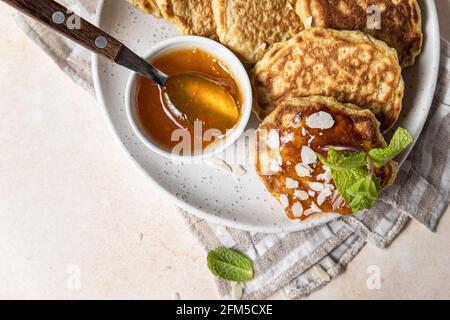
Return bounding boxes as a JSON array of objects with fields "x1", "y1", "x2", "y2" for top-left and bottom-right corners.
[
  {"x1": 252, "y1": 28, "x2": 404, "y2": 132},
  {"x1": 156, "y1": 0, "x2": 217, "y2": 38},
  {"x1": 296, "y1": 0, "x2": 423, "y2": 68},
  {"x1": 129, "y1": 0, "x2": 162, "y2": 17},
  {"x1": 254, "y1": 96, "x2": 398, "y2": 221},
  {"x1": 212, "y1": 0, "x2": 304, "y2": 63}
]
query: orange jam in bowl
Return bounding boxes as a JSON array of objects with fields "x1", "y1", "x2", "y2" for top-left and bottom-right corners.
[{"x1": 135, "y1": 48, "x2": 244, "y2": 154}]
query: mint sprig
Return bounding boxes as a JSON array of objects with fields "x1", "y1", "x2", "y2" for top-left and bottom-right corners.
[
  {"x1": 207, "y1": 248, "x2": 254, "y2": 282},
  {"x1": 317, "y1": 127, "x2": 413, "y2": 213},
  {"x1": 317, "y1": 150, "x2": 367, "y2": 170},
  {"x1": 369, "y1": 127, "x2": 414, "y2": 168},
  {"x1": 330, "y1": 164, "x2": 369, "y2": 206},
  {"x1": 347, "y1": 174, "x2": 381, "y2": 211}
]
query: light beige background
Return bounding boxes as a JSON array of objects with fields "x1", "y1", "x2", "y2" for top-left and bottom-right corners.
[{"x1": 0, "y1": 1, "x2": 449, "y2": 300}]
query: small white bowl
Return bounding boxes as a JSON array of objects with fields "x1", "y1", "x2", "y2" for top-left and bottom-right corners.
[{"x1": 125, "y1": 36, "x2": 252, "y2": 162}]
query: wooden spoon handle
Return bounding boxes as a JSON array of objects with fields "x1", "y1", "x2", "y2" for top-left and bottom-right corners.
[{"x1": 2, "y1": 0, "x2": 124, "y2": 61}]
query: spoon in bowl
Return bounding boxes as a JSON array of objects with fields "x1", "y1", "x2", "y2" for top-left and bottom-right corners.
[{"x1": 2, "y1": 0, "x2": 239, "y2": 128}]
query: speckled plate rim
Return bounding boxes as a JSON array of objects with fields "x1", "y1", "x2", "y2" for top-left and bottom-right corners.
[
  {"x1": 91, "y1": 0, "x2": 440, "y2": 233},
  {"x1": 396, "y1": 1, "x2": 440, "y2": 164}
]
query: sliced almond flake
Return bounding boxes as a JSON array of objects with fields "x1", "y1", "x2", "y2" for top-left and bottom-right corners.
[
  {"x1": 324, "y1": 170, "x2": 332, "y2": 183},
  {"x1": 277, "y1": 155, "x2": 283, "y2": 164},
  {"x1": 305, "y1": 16, "x2": 313, "y2": 28},
  {"x1": 279, "y1": 194, "x2": 289, "y2": 209},
  {"x1": 311, "y1": 202, "x2": 322, "y2": 212},
  {"x1": 216, "y1": 225, "x2": 227, "y2": 236},
  {"x1": 292, "y1": 202, "x2": 304, "y2": 218},
  {"x1": 301, "y1": 127, "x2": 308, "y2": 136},
  {"x1": 317, "y1": 188, "x2": 333, "y2": 206},
  {"x1": 308, "y1": 135, "x2": 315, "y2": 146},
  {"x1": 309, "y1": 182, "x2": 324, "y2": 192},
  {"x1": 267, "y1": 129, "x2": 280, "y2": 150},
  {"x1": 295, "y1": 163, "x2": 311, "y2": 177},
  {"x1": 317, "y1": 166, "x2": 332, "y2": 183},
  {"x1": 324, "y1": 183, "x2": 335, "y2": 191},
  {"x1": 301, "y1": 146, "x2": 317, "y2": 165},
  {"x1": 286, "y1": 178, "x2": 299, "y2": 189},
  {"x1": 332, "y1": 189, "x2": 340, "y2": 203},
  {"x1": 281, "y1": 132, "x2": 294, "y2": 143},
  {"x1": 294, "y1": 190, "x2": 309, "y2": 201},
  {"x1": 269, "y1": 162, "x2": 281, "y2": 173},
  {"x1": 231, "y1": 282, "x2": 243, "y2": 300},
  {"x1": 308, "y1": 190, "x2": 316, "y2": 197},
  {"x1": 293, "y1": 114, "x2": 302, "y2": 127},
  {"x1": 232, "y1": 165, "x2": 247, "y2": 177},
  {"x1": 310, "y1": 201, "x2": 322, "y2": 212},
  {"x1": 269, "y1": 155, "x2": 283, "y2": 173},
  {"x1": 332, "y1": 195, "x2": 344, "y2": 210},
  {"x1": 306, "y1": 111, "x2": 335, "y2": 129},
  {"x1": 311, "y1": 265, "x2": 331, "y2": 282},
  {"x1": 205, "y1": 158, "x2": 232, "y2": 173},
  {"x1": 316, "y1": 173, "x2": 326, "y2": 181}
]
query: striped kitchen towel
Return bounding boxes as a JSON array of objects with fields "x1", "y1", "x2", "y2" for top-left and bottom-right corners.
[{"x1": 14, "y1": 0, "x2": 450, "y2": 300}]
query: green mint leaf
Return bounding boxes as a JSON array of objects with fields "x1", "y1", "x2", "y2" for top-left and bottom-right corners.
[
  {"x1": 317, "y1": 151, "x2": 367, "y2": 170},
  {"x1": 328, "y1": 149, "x2": 345, "y2": 163},
  {"x1": 339, "y1": 152, "x2": 367, "y2": 169},
  {"x1": 368, "y1": 127, "x2": 414, "y2": 168},
  {"x1": 347, "y1": 174, "x2": 381, "y2": 212},
  {"x1": 318, "y1": 148, "x2": 370, "y2": 207},
  {"x1": 331, "y1": 166, "x2": 368, "y2": 205},
  {"x1": 318, "y1": 148, "x2": 369, "y2": 205},
  {"x1": 207, "y1": 248, "x2": 254, "y2": 282},
  {"x1": 317, "y1": 153, "x2": 329, "y2": 165}
]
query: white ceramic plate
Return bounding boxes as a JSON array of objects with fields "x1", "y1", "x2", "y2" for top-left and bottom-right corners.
[{"x1": 92, "y1": 0, "x2": 440, "y2": 233}]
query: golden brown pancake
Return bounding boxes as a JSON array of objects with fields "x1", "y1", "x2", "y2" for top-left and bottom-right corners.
[
  {"x1": 296, "y1": 0, "x2": 423, "y2": 68},
  {"x1": 252, "y1": 28, "x2": 404, "y2": 132},
  {"x1": 212, "y1": 0, "x2": 304, "y2": 63},
  {"x1": 156, "y1": 0, "x2": 217, "y2": 38},
  {"x1": 129, "y1": 0, "x2": 162, "y2": 17},
  {"x1": 254, "y1": 96, "x2": 398, "y2": 221}
]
